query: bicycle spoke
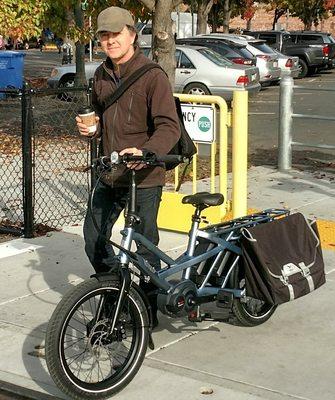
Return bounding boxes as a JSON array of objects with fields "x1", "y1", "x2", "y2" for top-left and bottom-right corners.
[
  {"x1": 66, "y1": 349, "x2": 88, "y2": 366},
  {"x1": 63, "y1": 336, "x2": 85, "y2": 350},
  {"x1": 66, "y1": 322, "x2": 87, "y2": 335}
]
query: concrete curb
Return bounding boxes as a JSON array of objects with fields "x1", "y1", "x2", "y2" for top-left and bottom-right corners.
[{"x1": 0, "y1": 379, "x2": 60, "y2": 400}]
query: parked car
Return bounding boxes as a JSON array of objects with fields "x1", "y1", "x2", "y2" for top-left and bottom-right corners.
[
  {"x1": 271, "y1": 49, "x2": 300, "y2": 78},
  {"x1": 48, "y1": 45, "x2": 261, "y2": 101},
  {"x1": 200, "y1": 34, "x2": 281, "y2": 86},
  {"x1": 176, "y1": 36, "x2": 257, "y2": 66},
  {"x1": 237, "y1": 39, "x2": 299, "y2": 78},
  {"x1": 143, "y1": 44, "x2": 261, "y2": 100},
  {"x1": 47, "y1": 62, "x2": 102, "y2": 89},
  {"x1": 22, "y1": 37, "x2": 39, "y2": 49},
  {"x1": 289, "y1": 31, "x2": 335, "y2": 69},
  {"x1": 246, "y1": 30, "x2": 330, "y2": 77}
]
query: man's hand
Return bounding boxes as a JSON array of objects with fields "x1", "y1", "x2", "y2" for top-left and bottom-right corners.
[
  {"x1": 75, "y1": 116, "x2": 99, "y2": 137},
  {"x1": 119, "y1": 148, "x2": 145, "y2": 170}
]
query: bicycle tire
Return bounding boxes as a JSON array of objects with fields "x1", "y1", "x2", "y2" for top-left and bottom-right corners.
[
  {"x1": 45, "y1": 278, "x2": 149, "y2": 399},
  {"x1": 231, "y1": 261, "x2": 277, "y2": 326}
]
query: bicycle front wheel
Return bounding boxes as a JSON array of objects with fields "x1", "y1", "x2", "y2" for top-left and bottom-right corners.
[
  {"x1": 231, "y1": 262, "x2": 277, "y2": 326},
  {"x1": 45, "y1": 278, "x2": 149, "y2": 399}
]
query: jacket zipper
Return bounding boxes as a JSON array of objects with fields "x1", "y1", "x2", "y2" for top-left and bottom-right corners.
[
  {"x1": 128, "y1": 91, "x2": 134, "y2": 123},
  {"x1": 110, "y1": 100, "x2": 118, "y2": 187}
]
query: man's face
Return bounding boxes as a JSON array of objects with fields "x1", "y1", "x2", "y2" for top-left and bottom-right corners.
[{"x1": 99, "y1": 26, "x2": 136, "y2": 64}]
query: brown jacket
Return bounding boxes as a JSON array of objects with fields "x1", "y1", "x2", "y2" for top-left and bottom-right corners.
[{"x1": 92, "y1": 47, "x2": 180, "y2": 187}]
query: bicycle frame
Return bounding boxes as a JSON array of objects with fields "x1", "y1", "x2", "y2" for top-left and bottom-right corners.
[
  {"x1": 111, "y1": 170, "x2": 288, "y2": 305},
  {"x1": 45, "y1": 154, "x2": 291, "y2": 400}
]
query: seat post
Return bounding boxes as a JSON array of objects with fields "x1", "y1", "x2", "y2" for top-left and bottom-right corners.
[{"x1": 186, "y1": 206, "x2": 204, "y2": 257}]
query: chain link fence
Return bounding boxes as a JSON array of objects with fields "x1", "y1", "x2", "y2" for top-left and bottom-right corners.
[
  {"x1": 0, "y1": 89, "x2": 23, "y2": 234},
  {"x1": 0, "y1": 85, "x2": 95, "y2": 237}
]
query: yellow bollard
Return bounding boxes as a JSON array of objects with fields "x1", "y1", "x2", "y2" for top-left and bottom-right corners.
[
  {"x1": 157, "y1": 94, "x2": 230, "y2": 232},
  {"x1": 232, "y1": 91, "x2": 248, "y2": 218}
]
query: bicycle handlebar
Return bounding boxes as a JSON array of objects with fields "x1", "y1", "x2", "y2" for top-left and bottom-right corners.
[{"x1": 94, "y1": 151, "x2": 190, "y2": 169}]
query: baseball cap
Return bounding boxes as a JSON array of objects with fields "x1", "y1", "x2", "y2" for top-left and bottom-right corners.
[{"x1": 96, "y1": 6, "x2": 135, "y2": 34}]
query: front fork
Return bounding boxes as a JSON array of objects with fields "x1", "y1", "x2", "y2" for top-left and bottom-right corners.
[
  {"x1": 106, "y1": 225, "x2": 134, "y2": 335},
  {"x1": 107, "y1": 266, "x2": 131, "y2": 336}
]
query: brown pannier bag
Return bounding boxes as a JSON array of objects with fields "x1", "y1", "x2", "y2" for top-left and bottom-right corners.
[{"x1": 241, "y1": 213, "x2": 326, "y2": 305}]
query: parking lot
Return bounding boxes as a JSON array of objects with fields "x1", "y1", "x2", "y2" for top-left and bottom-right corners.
[
  {"x1": 249, "y1": 73, "x2": 335, "y2": 172},
  {"x1": 0, "y1": 48, "x2": 333, "y2": 400},
  {"x1": 21, "y1": 49, "x2": 335, "y2": 169}
]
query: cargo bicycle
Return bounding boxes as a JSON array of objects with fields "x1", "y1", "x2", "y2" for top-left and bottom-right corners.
[{"x1": 45, "y1": 152, "x2": 288, "y2": 400}]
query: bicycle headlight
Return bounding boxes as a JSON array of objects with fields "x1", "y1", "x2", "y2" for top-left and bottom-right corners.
[{"x1": 110, "y1": 151, "x2": 120, "y2": 164}]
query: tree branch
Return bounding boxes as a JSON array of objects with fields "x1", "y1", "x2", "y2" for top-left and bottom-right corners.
[
  {"x1": 205, "y1": 0, "x2": 214, "y2": 16},
  {"x1": 172, "y1": 0, "x2": 184, "y2": 9},
  {"x1": 139, "y1": 0, "x2": 155, "y2": 12}
]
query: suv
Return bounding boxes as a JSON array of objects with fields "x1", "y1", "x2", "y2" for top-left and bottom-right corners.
[
  {"x1": 289, "y1": 31, "x2": 335, "y2": 69},
  {"x1": 247, "y1": 30, "x2": 330, "y2": 77}
]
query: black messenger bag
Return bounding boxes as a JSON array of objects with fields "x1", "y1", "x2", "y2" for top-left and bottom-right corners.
[{"x1": 240, "y1": 213, "x2": 326, "y2": 305}]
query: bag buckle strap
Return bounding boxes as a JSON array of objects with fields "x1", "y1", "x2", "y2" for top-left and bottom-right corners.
[
  {"x1": 299, "y1": 262, "x2": 311, "y2": 277},
  {"x1": 280, "y1": 275, "x2": 289, "y2": 286}
]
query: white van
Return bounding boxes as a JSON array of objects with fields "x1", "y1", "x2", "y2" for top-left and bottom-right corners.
[{"x1": 136, "y1": 12, "x2": 209, "y2": 46}]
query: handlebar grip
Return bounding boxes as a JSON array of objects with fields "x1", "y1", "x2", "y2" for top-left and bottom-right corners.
[{"x1": 156, "y1": 154, "x2": 189, "y2": 163}]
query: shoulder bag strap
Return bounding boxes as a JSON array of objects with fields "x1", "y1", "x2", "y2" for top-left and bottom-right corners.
[{"x1": 103, "y1": 63, "x2": 162, "y2": 112}]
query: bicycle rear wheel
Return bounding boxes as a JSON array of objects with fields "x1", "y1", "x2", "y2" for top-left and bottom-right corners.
[
  {"x1": 231, "y1": 262, "x2": 277, "y2": 326},
  {"x1": 45, "y1": 278, "x2": 149, "y2": 399}
]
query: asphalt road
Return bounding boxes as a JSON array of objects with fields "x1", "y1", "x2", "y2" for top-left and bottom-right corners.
[
  {"x1": 248, "y1": 72, "x2": 335, "y2": 163},
  {"x1": 22, "y1": 49, "x2": 103, "y2": 78},
  {"x1": 22, "y1": 49, "x2": 335, "y2": 166}
]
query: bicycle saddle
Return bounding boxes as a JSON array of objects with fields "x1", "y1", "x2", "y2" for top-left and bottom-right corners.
[{"x1": 182, "y1": 192, "x2": 224, "y2": 207}]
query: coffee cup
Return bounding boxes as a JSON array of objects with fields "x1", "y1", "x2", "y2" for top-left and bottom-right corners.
[{"x1": 78, "y1": 106, "x2": 97, "y2": 135}]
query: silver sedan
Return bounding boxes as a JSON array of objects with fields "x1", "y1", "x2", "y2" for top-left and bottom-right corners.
[
  {"x1": 271, "y1": 48, "x2": 300, "y2": 78},
  {"x1": 201, "y1": 34, "x2": 282, "y2": 85},
  {"x1": 143, "y1": 44, "x2": 261, "y2": 100},
  {"x1": 47, "y1": 62, "x2": 102, "y2": 88},
  {"x1": 48, "y1": 45, "x2": 261, "y2": 101}
]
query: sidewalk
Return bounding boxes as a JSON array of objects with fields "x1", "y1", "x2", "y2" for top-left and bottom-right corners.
[{"x1": 0, "y1": 165, "x2": 334, "y2": 400}]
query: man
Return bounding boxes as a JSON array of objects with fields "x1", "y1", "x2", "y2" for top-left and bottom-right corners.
[{"x1": 76, "y1": 6, "x2": 180, "y2": 326}]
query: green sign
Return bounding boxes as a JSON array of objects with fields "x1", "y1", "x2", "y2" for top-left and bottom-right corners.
[{"x1": 198, "y1": 116, "x2": 211, "y2": 132}]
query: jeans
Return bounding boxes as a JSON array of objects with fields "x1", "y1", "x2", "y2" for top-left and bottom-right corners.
[{"x1": 83, "y1": 180, "x2": 162, "y2": 274}]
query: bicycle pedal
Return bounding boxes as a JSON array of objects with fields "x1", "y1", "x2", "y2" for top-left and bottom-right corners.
[
  {"x1": 188, "y1": 310, "x2": 211, "y2": 322},
  {"x1": 216, "y1": 289, "x2": 234, "y2": 309},
  {"x1": 188, "y1": 309, "x2": 202, "y2": 322}
]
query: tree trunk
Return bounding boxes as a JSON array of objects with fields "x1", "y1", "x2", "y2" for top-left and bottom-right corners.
[
  {"x1": 222, "y1": 0, "x2": 231, "y2": 33},
  {"x1": 197, "y1": 2, "x2": 207, "y2": 34},
  {"x1": 304, "y1": 19, "x2": 313, "y2": 30},
  {"x1": 272, "y1": 8, "x2": 281, "y2": 30},
  {"x1": 196, "y1": 1, "x2": 214, "y2": 34},
  {"x1": 74, "y1": 1, "x2": 86, "y2": 87},
  {"x1": 152, "y1": 1, "x2": 176, "y2": 87},
  {"x1": 64, "y1": 8, "x2": 76, "y2": 58},
  {"x1": 212, "y1": 3, "x2": 218, "y2": 33}
]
